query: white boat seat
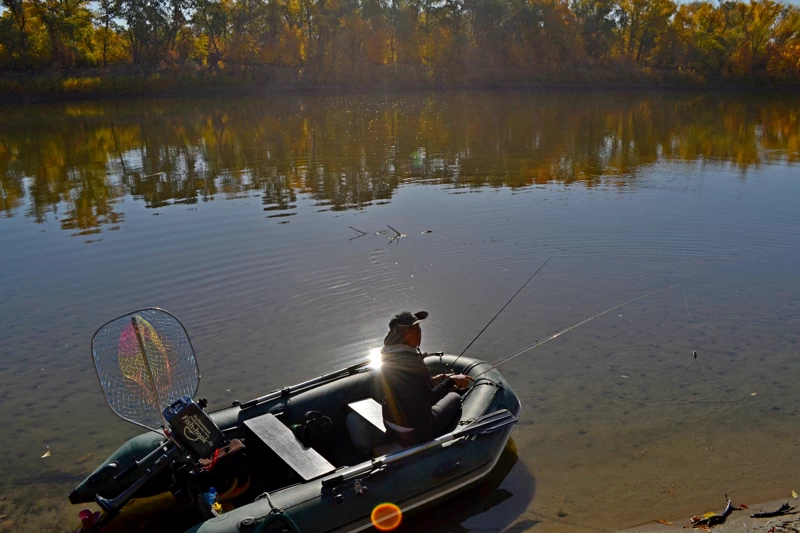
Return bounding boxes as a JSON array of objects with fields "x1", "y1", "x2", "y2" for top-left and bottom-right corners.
[
  {"x1": 347, "y1": 398, "x2": 386, "y2": 433},
  {"x1": 244, "y1": 413, "x2": 335, "y2": 481},
  {"x1": 346, "y1": 398, "x2": 388, "y2": 454}
]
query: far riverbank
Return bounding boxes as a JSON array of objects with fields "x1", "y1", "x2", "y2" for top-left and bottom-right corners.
[{"x1": 3, "y1": 66, "x2": 800, "y2": 104}]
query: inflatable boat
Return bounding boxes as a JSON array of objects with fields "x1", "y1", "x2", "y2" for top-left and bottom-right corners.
[{"x1": 69, "y1": 309, "x2": 520, "y2": 533}]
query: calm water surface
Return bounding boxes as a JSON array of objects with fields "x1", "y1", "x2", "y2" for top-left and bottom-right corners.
[{"x1": 1, "y1": 92, "x2": 799, "y2": 533}]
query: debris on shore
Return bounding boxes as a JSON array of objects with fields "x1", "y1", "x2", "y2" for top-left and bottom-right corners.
[
  {"x1": 751, "y1": 501, "x2": 798, "y2": 518},
  {"x1": 690, "y1": 495, "x2": 739, "y2": 528}
]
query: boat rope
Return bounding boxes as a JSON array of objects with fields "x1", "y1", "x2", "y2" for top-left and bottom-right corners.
[
  {"x1": 253, "y1": 492, "x2": 302, "y2": 533},
  {"x1": 475, "y1": 284, "x2": 682, "y2": 378},
  {"x1": 458, "y1": 377, "x2": 501, "y2": 403},
  {"x1": 255, "y1": 491, "x2": 284, "y2": 514}
]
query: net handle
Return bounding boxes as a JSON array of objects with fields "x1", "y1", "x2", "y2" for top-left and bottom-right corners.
[
  {"x1": 131, "y1": 315, "x2": 172, "y2": 433},
  {"x1": 90, "y1": 307, "x2": 201, "y2": 433}
]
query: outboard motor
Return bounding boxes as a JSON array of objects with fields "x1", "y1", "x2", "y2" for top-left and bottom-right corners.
[{"x1": 163, "y1": 396, "x2": 226, "y2": 460}]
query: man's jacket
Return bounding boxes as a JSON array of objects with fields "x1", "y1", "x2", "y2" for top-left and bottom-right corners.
[{"x1": 379, "y1": 344, "x2": 455, "y2": 429}]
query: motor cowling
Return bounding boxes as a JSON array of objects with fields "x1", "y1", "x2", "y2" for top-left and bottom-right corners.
[{"x1": 163, "y1": 396, "x2": 226, "y2": 459}]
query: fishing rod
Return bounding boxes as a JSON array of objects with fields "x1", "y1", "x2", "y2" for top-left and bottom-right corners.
[
  {"x1": 449, "y1": 256, "x2": 552, "y2": 370},
  {"x1": 474, "y1": 284, "x2": 681, "y2": 378}
]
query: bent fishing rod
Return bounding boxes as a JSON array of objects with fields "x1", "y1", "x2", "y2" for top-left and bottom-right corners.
[
  {"x1": 474, "y1": 284, "x2": 681, "y2": 378},
  {"x1": 449, "y1": 256, "x2": 552, "y2": 370}
]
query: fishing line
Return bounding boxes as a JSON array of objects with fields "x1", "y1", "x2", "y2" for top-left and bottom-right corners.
[
  {"x1": 450, "y1": 256, "x2": 552, "y2": 370},
  {"x1": 683, "y1": 286, "x2": 692, "y2": 322},
  {"x1": 475, "y1": 284, "x2": 682, "y2": 378}
]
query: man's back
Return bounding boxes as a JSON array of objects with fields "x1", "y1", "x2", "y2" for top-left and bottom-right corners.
[{"x1": 380, "y1": 349, "x2": 436, "y2": 429}]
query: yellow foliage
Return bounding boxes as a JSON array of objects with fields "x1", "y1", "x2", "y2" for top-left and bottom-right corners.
[
  {"x1": 279, "y1": 24, "x2": 305, "y2": 66},
  {"x1": 90, "y1": 28, "x2": 130, "y2": 65},
  {"x1": 730, "y1": 45, "x2": 753, "y2": 77},
  {"x1": 64, "y1": 104, "x2": 105, "y2": 117},
  {"x1": 62, "y1": 77, "x2": 102, "y2": 94},
  {"x1": 193, "y1": 34, "x2": 210, "y2": 65},
  {"x1": 367, "y1": 23, "x2": 388, "y2": 65}
]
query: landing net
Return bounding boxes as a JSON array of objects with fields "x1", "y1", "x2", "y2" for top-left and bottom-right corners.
[{"x1": 91, "y1": 309, "x2": 200, "y2": 432}]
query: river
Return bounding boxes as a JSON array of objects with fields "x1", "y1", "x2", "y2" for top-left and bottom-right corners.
[{"x1": 1, "y1": 91, "x2": 799, "y2": 532}]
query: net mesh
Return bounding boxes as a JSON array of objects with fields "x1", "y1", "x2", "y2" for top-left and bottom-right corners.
[{"x1": 92, "y1": 309, "x2": 200, "y2": 431}]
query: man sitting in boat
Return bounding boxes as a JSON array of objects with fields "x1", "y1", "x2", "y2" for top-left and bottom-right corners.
[{"x1": 380, "y1": 311, "x2": 474, "y2": 447}]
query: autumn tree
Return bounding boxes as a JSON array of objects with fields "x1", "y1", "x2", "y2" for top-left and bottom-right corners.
[
  {"x1": 732, "y1": 0, "x2": 786, "y2": 74},
  {"x1": 121, "y1": 0, "x2": 188, "y2": 68},
  {"x1": 615, "y1": 0, "x2": 676, "y2": 63},
  {"x1": 30, "y1": 0, "x2": 95, "y2": 67},
  {"x1": 1, "y1": 0, "x2": 32, "y2": 66},
  {"x1": 573, "y1": 0, "x2": 618, "y2": 60}
]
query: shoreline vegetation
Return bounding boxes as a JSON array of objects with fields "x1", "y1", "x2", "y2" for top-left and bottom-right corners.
[
  {"x1": 2, "y1": 68, "x2": 800, "y2": 104},
  {"x1": 2, "y1": 0, "x2": 800, "y2": 102}
]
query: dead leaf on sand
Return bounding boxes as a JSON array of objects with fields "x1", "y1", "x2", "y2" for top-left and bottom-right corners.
[
  {"x1": 656, "y1": 519, "x2": 674, "y2": 525},
  {"x1": 792, "y1": 490, "x2": 798, "y2": 499}
]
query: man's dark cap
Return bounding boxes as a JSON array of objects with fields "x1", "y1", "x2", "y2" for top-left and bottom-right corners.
[{"x1": 389, "y1": 311, "x2": 429, "y2": 329}]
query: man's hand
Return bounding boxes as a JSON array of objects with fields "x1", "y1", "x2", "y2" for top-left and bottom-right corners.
[
  {"x1": 450, "y1": 374, "x2": 475, "y2": 389},
  {"x1": 431, "y1": 374, "x2": 447, "y2": 386}
]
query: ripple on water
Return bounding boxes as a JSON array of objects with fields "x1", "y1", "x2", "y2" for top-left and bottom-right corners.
[{"x1": 602, "y1": 352, "x2": 748, "y2": 423}]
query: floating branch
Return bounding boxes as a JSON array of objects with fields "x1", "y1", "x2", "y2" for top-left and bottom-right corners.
[
  {"x1": 349, "y1": 226, "x2": 367, "y2": 236},
  {"x1": 386, "y1": 225, "x2": 405, "y2": 245}
]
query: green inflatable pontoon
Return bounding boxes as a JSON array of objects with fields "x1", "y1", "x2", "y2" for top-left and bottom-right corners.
[{"x1": 69, "y1": 309, "x2": 520, "y2": 533}]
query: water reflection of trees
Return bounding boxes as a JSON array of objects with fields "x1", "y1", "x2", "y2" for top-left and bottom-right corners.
[{"x1": 0, "y1": 93, "x2": 798, "y2": 235}]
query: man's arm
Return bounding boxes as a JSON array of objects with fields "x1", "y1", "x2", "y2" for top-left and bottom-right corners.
[{"x1": 430, "y1": 375, "x2": 456, "y2": 402}]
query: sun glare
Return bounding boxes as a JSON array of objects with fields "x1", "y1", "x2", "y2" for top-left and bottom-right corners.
[
  {"x1": 371, "y1": 503, "x2": 402, "y2": 531},
  {"x1": 368, "y1": 348, "x2": 382, "y2": 369}
]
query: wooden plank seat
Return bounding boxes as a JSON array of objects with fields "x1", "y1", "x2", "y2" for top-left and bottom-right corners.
[{"x1": 243, "y1": 413, "x2": 335, "y2": 481}]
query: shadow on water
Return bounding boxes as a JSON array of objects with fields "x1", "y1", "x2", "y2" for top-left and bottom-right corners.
[{"x1": 397, "y1": 438, "x2": 537, "y2": 533}]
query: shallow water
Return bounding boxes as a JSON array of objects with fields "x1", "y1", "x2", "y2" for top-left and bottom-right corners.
[{"x1": 1, "y1": 91, "x2": 799, "y2": 533}]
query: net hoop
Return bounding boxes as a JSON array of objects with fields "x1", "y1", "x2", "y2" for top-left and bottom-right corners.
[{"x1": 90, "y1": 308, "x2": 201, "y2": 433}]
